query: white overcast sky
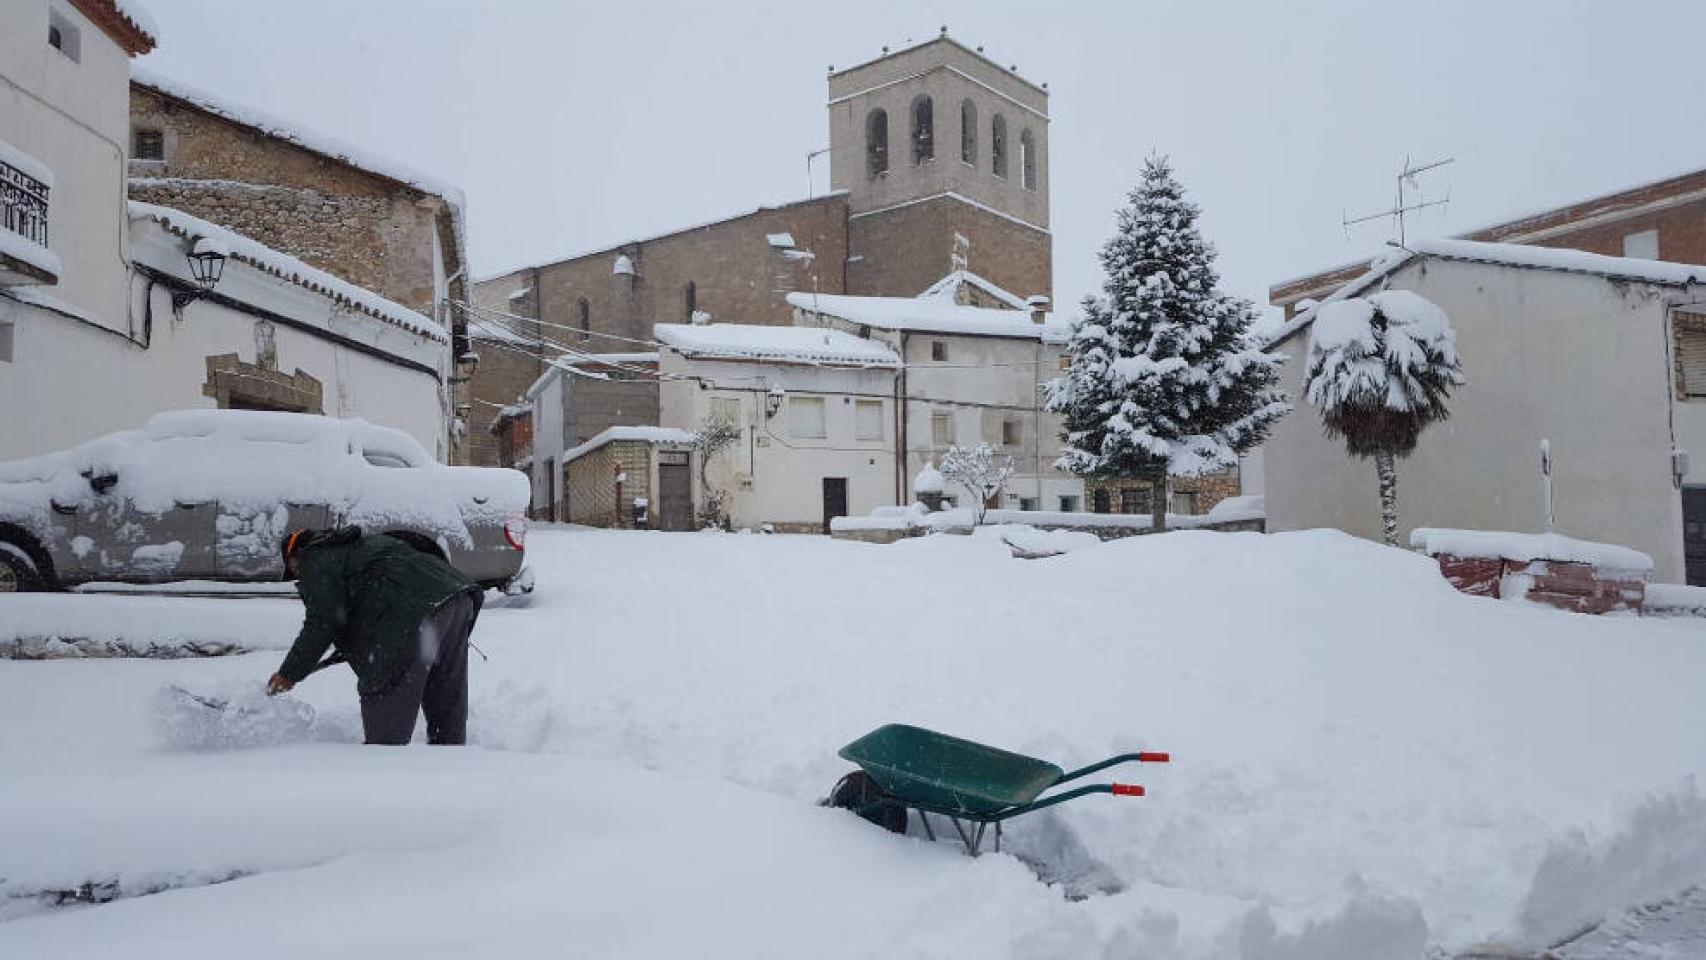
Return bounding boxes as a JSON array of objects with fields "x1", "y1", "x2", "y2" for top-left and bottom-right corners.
[{"x1": 135, "y1": 0, "x2": 1706, "y2": 317}]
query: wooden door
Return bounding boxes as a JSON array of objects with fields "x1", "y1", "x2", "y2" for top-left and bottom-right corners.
[
  {"x1": 658, "y1": 462, "x2": 692, "y2": 531},
  {"x1": 822, "y1": 477, "x2": 848, "y2": 534}
]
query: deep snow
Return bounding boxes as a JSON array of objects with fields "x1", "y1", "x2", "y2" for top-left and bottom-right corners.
[{"x1": 2, "y1": 527, "x2": 1704, "y2": 958}]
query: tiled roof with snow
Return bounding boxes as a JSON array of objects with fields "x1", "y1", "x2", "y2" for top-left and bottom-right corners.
[
  {"x1": 918, "y1": 270, "x2": 1031, "y2": 310},
  {"x1": 563, "y1": 426, "x2": 700, "y2": 464},
  {"x1": 655, "y1": 323, "x2": 901, "y2": 367},
  {"x1": 131, "y1": 69, "x2": 464, "y2": 211},
  {"x1": 131, "y1": 201, "x2": 446, "y2": 343},
  {"x1": 1267, "y1": 238, "x2": 1706, "y2": 346},
  {"x1": 786, "y1": 292, "x2": 1068, "y2": 342}
]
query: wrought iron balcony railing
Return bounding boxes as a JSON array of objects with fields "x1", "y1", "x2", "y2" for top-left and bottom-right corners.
[{"x1": 0, "y1": 156, "x2": 51, "y2": 249}]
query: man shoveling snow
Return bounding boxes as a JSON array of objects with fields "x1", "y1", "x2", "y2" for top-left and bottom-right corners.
[{"x1": 267, "y1": 527, "x2": 483, "y2": 745}]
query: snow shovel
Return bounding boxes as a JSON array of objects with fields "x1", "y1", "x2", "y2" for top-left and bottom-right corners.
[{"x1": 153, "y1": 652, "x2": 348, "y2": 750}]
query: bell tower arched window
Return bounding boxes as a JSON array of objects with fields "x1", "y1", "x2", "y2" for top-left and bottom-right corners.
[
  {"x1": 991, "y1": 114, "x2": 1008, "y2": 180},
  {"x1": 684, "y1": 281, "x2": 697, "y2": 321},
  {"x1": 911, "y1": 95, "x2": 934, "y2": 165},
  {"x1": 577, "y1": 298, "x2": 590, "y2": 340},
  {"x1": 1020, "y1": 129, "x2": 1037, "y2": 191},
  {"x1": 959, "y1": 99, "x2": 977, "y2": 165},
  {"x1": 866, "y1": 109, "x2": 889, "y2": 178}
]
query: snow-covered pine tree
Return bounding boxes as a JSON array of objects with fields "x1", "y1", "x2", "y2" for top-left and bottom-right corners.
[
  {"x1": 1302, "y1": 289, "x2": 1464, "y2": 546},
  {"x1": 1046, "y1": 156, "x2": 1289, "y2": 531}
]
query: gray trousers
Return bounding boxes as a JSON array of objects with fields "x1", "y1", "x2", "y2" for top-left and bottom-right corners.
[{"x1": 360, "y1": 592, "x2": 479, "y2": 745}]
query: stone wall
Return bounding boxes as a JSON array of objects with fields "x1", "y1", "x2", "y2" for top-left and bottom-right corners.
[
  {"x1": 1083, "y1": 469, "x2": 1242, "y2": 517},
  {"x1": 463, "y1": 339, "x2": 544, "y2": 470},
  {"x1": 128, "y1": 83, "x2": 462, "y2": 322}
]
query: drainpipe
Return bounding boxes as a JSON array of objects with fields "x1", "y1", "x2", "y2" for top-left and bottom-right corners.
[{"x1": 897, "y1": 333, "x2": 909, "y2": 504}]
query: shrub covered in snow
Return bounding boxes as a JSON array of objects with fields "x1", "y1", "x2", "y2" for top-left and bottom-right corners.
[{"x1": 939, "y1": 443, "x2": 1014, "y2": 525}]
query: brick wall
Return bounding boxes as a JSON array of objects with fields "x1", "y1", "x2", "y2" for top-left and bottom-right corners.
[
  {"x1": 565, "y1": 440, "x2": 655, "y2": 528},
  {"x1": 848, "y1": 194, "x2": 1051, "y2": 301},
  {"x1": 1434, "y1": 554, "x2": 1647, "y2": 615}
]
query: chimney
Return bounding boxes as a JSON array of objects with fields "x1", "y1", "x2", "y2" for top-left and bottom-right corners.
[{"x1": 1026, "y1": 295, "x2": 1050, "y2": 325}]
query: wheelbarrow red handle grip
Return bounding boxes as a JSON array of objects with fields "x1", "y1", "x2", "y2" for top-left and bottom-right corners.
[
  {"x1": 1111, "y1": 783, "x2": 1145, "y2": 797},
  {"x1": 1138, "y1": 752, "x2": 1170, "y2": 763}
]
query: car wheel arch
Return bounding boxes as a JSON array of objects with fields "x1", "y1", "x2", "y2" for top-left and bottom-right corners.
[{"x1": 0, "y1": 523, "x2": 56, "y2": 590}]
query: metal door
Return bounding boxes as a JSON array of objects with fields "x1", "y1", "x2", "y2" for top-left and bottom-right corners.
[
  {"x1": 1685, "y1": 487, "x2": 1706, "y2": 586},
  {"x1": 658, "y1": 462, "x2": 692, "y2": 531},
  {"x1": 822, "y1": 477, "x2": 848, "y2": 534}
]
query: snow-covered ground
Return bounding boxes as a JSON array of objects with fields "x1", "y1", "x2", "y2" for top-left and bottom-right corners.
[{"x1": 2, "y1": 527, "x2": 1705, "y2": 958}]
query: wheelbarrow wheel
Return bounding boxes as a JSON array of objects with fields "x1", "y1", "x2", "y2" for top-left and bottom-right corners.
[{"x1": 825, "y1": 770, "x2": 907, "y2": 835}]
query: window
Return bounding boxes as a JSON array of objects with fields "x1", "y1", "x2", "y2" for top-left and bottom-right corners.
[
  {"x1": 855, "y1": 400, "x2": 884, "y2": 441},
  {"x1": 911, "y1": 95, "x2": 934, "y2": 164},
  {"x1": 1020, "y1": 129, "x2": 1037, "y2": 191},
  {"x1": 1170, "y1": 491, "x2": 1197, "y2": 516},
  {"x1": 0, "y1": 320, "x2": 12, "y2": 363},
  {"x1": 931, "y1": 412, "x2": 955, "y2": 447},
  {"x1": 1001, "y1": 419, "x2": 1020, "y2": 446},
  {"x1": 1019, "y1": 497, "x2": 1038, "y2": 511},
  {"x1": 578, "y1": 298, "x2": 590, "y2": 340},
  {"x1": 866, "y1": 109, "x2": 889, "y2": 177},
  {"x1": 991, "y1": 114, "x2": 1008, "y2": 179},
  {"x1": 684, "y1": 281, "x2": 696, "y2": 322},
  {"x1": 1058, "y1": 355, "x2": 1071, "y2": 372},
  {"x1": 47, "y1": 10, "x2": 80, "y2": 62},
  {"x1": 134, "y1": 129, "x2": 164, "y2": 161},
  {"x1": 1119, "y1": 488, "x2": 1145, "y2": 514},
  {"x1": 710, "y1": 397, "x2": 742, "y2": 424},
  {"x1": 789, "y1": 396, "x2": 826, "y2": 439},
  {"x1": 1624, "y1": 229, "x2": 1660, "y2": 260},
  {"x1": 1092, "y1": 489, "x2": 1110, "y2": 514},
  {"x1": 1680, "y1": 321, "x2": 1706, "y2": 398},
  {"x1": 1058, "y1": 495, "x2": 1080, "y2": 513},
  {"x1": 930, "y1": 340, "x2": 947, "y2": 362},
  {"x1": 959, "y1": 99, "x2": 977, "y2": 165}
]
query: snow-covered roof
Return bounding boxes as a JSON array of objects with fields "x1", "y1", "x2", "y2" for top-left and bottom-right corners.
[
  {"x1": 563, "y1": 426, "x2": 699, "y2": 464},
  {"x1": 655, "y1": 323, "x2": 902, "y2": 367},
  {"x1": 918, "y1": 270, "x2": 1032, "y2": 310},
  {"x1": 130, "y1": 201, "x2": 446, "y2": 343},
  {"x1": 786, "y1": 292, "x2": 1068, "y2": 342},
  {"x1": 130, "y1": 68, "x2": 467, "y2": 286},
  {"x1": 112, "y1": 0, "x2": 160, "y2": 40},
  {"x1": 766, "y1": 232, "x2": 796, "y2": 248},
  {"x1": 1411, "y1": 528, "x2": 1654, "y2": 573},
  {"x1": 1268, "y1": 238, "x2": 1706, "y2": 346}
]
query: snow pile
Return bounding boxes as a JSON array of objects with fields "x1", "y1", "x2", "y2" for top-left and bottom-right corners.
[
  {"x1": 913, "y1": 462, "x2": 945, "y2": 495},
  {"x1": 0, "y1": 228, "x2": 61, "y2": 280},
  {"x1": 1645, "y1": 583, "x2": 1706, "y2": 617},
  {"x1": 150, "y1": 681, "x2": 317, "y2": 750},
  {"x1": 1206, "y1": 493, "x2": 1264, "y2": 520},
  {"x1": 0, "y1": 591, "x2": 300, "y2": 655},
  {"x1": 986, "y1": 524, "x2": 1102, "y2": 557},
  {"x1": 655, "y1": 322, "x2": 901, "y2": 367},
  {"x1": 4, "y1": 529, "x2": 1706, "y2": 957},
  {"x1": 1410, "y1": 528, "x2": 1655, "y2": 573}
]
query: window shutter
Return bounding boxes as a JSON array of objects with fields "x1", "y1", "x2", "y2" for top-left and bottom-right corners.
[{"x1": 1681, "y1": 326, "x2": 1706, "y2": 398}]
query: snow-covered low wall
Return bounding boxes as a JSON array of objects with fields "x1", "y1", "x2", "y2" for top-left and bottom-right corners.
[
  {"x1": 1412, "y1": 528, "x2": 1652, "y2": 615},
  {"x1": 832, "y1": 503, "x2": 1265, "y2": 543},
  {"x1": 1645, "y1": 583, "x2": 1706, "y2": 619}
]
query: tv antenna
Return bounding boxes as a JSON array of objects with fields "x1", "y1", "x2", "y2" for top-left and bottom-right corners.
[{"x1": 1343, "y1": 155, "x2": 1455, "y2": 246}]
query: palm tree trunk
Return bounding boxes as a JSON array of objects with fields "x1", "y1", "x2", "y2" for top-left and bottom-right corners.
[
  {"x1": 1151, "y1": 469, "x2": 1169, "y2": 533},
  {"x1": 1375, "y1": 452, "x2": 1399, "y2": 547}
]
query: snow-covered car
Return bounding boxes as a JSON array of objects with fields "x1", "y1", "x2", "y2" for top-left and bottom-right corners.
[{"x1": 0, "y1": 410, "x2": 531, "y2": 593}]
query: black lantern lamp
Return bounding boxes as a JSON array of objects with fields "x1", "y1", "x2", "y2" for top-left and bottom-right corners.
[
  {"x1": 765, "y1": 384, "x2": 785, "y2": 419},
  {"x1": 172, "y1": 236, "x2": 227, "y2": 312}
]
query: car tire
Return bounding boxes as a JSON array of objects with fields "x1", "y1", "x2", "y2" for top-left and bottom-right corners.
[{"x1": 0, "y1": 541, "x2": 42, "y2": 593}]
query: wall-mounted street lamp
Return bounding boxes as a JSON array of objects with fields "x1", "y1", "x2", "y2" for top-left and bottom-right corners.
[
  {"x1": 172, "y1": 236, "x2": 227, "y2": 312},
  {"x1": 765, "y1": 384, "x2": 786, "y2": 419},
  {"x1": 448, "y1": 350, "x2": 480, "y2": 385}
]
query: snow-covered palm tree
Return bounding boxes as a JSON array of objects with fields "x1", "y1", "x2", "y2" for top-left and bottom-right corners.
[{"x1": 1303, "y1": 289, "x2": 1464, "y2": 546}]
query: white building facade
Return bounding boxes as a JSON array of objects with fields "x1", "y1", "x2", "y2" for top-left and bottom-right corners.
[
  {"x1": 1263, "y1": 240, "x2": 1706, "y2": 585},
  {"x1": 656, "y1": 323, "x2": 901, "y2": 532},
  {"x1": 1, "y1": 2, "x2": 451, "y2": 462}
]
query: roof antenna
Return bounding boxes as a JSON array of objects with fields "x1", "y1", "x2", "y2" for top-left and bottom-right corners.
[{"x1": 1343, "y1": 155, "x2": 1455, "y2": 247}]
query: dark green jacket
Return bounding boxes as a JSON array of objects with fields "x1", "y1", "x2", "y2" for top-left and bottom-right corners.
[{"x1": 277, "y1": 528, "x2": 478, "y2": 694}]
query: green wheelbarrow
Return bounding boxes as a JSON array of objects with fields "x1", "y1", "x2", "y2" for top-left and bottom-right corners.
[{"x1": 825, "y1": 724, "x2": 1170, "y2": 856}]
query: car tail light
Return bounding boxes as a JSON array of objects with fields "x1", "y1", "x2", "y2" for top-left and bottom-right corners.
[{"x1": 503, "y1": 515, "x2": 526, "y2": 551}]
